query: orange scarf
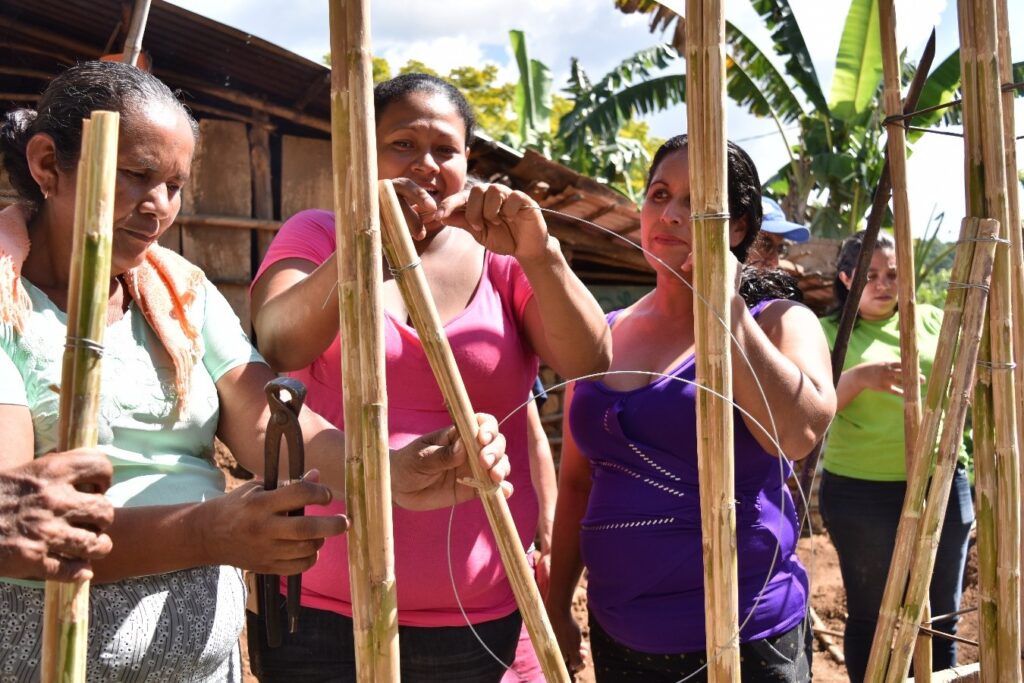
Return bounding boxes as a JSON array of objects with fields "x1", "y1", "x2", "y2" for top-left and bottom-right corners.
[{"x1": 0, "y1": 204, "x2": 205, "y2": 414}]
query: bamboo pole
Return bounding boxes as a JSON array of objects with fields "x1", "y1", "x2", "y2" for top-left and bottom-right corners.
[
  {"x1": 40, "y1": 111, "x2": 119, "y2": 683},
  {"x1": 863, "y1": 214, "x2": 981, "y2": 683},
  {"x1": 378, "y1": 180, "x2": 571, "y2": 683},
  {"x1": 877, "y1": 4, "x2": 931, "y2": 677},
  {"x1": 884, "y1": 218, "x2": 1000, "y2": 683},
  {"x1": 328, "y1": 1, "x2": 399, "y2": 680},
  {"x1": 684, "y1": 1, "x2": 739, "y2": 680},
  {"x1": 120, "y1": 0, "x2": 152, "y2": 67},
  {"x1": 958, "y1": 1, "x2": 1021, "y2": 679},
  {"x1": 996, "y1": 0, "x2": 1024, "y2": 644}
]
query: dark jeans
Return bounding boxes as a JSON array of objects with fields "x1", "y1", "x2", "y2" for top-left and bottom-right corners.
[
  {"x1": 819, "y1": 467, "x2": 974, "y2": 683},
  {"x1": 588, "y1": 614, "x2": 812, "y2": 682},
  {"x1": 247, "y1": 603, "x2": 522, "y2": 682}
]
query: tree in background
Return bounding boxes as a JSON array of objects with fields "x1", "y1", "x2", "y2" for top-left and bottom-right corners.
[
  {"x1": 615, "y1": 0, "x2": 978, "y2": 238},
  {"x1": 365, "y1": 36, "x2": 670, "y2": 202}
]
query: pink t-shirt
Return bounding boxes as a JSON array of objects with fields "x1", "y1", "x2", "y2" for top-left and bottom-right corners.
[{"x1": 254, "y1": 209, "x2": 540, "y2": 626}]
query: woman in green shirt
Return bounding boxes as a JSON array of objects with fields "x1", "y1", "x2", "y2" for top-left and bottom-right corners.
[{"x1": 819, "y1": 230, "x2": 974, "y2": 682}]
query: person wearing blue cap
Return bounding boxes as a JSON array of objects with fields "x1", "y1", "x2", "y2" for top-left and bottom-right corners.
[{"x1": 747, "y1": 197, "x2": 811, "y2": 269}]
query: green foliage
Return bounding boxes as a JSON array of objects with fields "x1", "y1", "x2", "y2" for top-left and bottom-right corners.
[
  {"x1": 509, "y1": 29, "x2": 553, "y2": 153},
  {"x1": 368, "y1": 52, "x2": 663, "y2": 200},
  {"x1": 828, "y1": 0, "x2": 883, "y2": 123},
  {"x1": 614, "y1": 0, "x2": 989, "y2": 239}
]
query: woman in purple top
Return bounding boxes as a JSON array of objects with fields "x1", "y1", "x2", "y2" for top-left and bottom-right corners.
[{"x1": 546, "y1": 135, "x2": 837, "y2": 682}]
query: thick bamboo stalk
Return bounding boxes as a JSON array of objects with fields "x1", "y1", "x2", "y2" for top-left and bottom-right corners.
[
  {"x1": 120, "y1": 0, "x2": 152, "y2": 67},
  {"x1": 884, "y1": 218, "x2": 1000, "y2": 683},
  {"x1": 378, "y1": 180, "x2": 571, "y2": 683},
  {"x1": 878, "y1": 0, "x2": 922, "y2": 474},
  {"x1": 864, "y1": 214, "x2": 982, "y2": 683},
  {"x1": 684, "y1": 1, "x2": 739, "y2": 681},
  {"x1": 956, "y1": 5, "x2": 1000, "y2": 676},
  {"x1": 877, "y1": 5, "x2": 930, "y2": 676},
  {"x1": 958, "y1": 1, "x2": 1021, "y2": 679},
  {"x1": 328, "y1": 2, "x2": 399, "y2": 681},
  {"x1": 40, "y1": 111, "x2": 119, "y2": 683},
  {"x1": 996, "y1": 0, "x2": 1024, "y2": 643}
]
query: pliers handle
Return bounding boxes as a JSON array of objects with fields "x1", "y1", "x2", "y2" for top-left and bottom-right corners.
[{"x1": 257, "y1": 377, "x2": 307, "y2": 648}]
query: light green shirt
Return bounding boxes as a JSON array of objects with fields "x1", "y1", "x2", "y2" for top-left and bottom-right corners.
[
  {"x1": 0, "y1": 277, "x2": 263, "y2": 508},
  {"x1": 820, "y1": 304, "x2": 963, "y2": 481}
]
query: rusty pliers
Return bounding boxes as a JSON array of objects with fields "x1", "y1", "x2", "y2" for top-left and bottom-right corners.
[{"x1": 257, "y1": 377, "x2": 307, "y2": 648}]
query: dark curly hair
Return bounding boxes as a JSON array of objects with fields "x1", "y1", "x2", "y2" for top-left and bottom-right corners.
[
  {"x1": 0, "y1": 60, "x2": 197, "y2": 210},
  {"x1": 373, "y1": 72, "x2": 476, "y2": 146},
  {"x1": 739, "y1": 265, "x2": 804, "y2": 306}
]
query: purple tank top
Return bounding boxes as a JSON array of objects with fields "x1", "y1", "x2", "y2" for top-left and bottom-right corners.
[{"x1": 569, "y1": 301, "x2": 808, "y2": 654}]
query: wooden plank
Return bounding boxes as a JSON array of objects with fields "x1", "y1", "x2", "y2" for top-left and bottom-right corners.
[
  {"x1": 281, "y1": 135, "x2": 332, "y2": 220},
  {"x1": 180, "y1": 119, "x2": 253, "y2": 329},
  {"x1": 249, "y1": 113, "x2": 276, "y2": 262}
]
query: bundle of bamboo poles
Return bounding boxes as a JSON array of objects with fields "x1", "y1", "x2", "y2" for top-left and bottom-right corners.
[
  {"x1": 684, "y1": 1, "x2": 740, "y2": 681},
  {"x1": 40, "y1": 111, "x2": 119, "y2": 683},
  {"x1": 877, "y1": 217, "x2": 999, "y2": 683},
  {"x1": 377, "y1": 180, "x2": 570, "y2": 683},
  {"x1": 958, "y1": 0, "x2": 1021, "y2": 679},
  {"x1": 328, "y1": 1, "x2": 399, "y2": 680},
  {"x1": 865, "y1": 0, "x2": 1022, "y2": 679}
]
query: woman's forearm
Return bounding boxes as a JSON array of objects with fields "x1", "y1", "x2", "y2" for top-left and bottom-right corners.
[
  {"x1": 89, "y1": 503, "x2": 210, "y2": 582},
  {"x1": 729, "y1": 299, "x2": 836, "y2": 459},
  {"x1": 252, "y1": 256, "x2": 341, "y2": 372},
  {"x1": 519, "y1": 238, "x2": 611, "y2": 380},
  {"x1": 835, "y1": 367, "x2": 866, "y2": 411}
]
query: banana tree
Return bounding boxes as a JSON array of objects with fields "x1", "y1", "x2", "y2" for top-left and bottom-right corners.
[
  {"x1": 507, "y1": 31, "x2": 685, "y2": 202},
  {"x1": 614, "y1": 0, "x2": 976, "y2": 237}
]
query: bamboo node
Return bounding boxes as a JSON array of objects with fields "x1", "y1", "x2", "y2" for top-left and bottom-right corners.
[
  {"x1": 387, "y1": 259, "x2": 422, "y2": 278},
  {"x1": 64, "y1": 336, "x2": 105, "y2": 357}
]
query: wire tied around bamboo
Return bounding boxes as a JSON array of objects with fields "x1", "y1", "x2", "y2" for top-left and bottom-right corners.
[
  {"x1": 40, "y1": 110, "x2": 119, "y2": 683},
  {"x1": 377, "y1": 179, "x2": 571, "y2": 683}
]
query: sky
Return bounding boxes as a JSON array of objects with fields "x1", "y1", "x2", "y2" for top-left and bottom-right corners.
[{"x1": 167, "y1": 0, "x2": 1023, "y2": 241}]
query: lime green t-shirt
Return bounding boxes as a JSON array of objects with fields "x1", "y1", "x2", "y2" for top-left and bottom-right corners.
[
  {"x1": 0, "y1": 277, "x2": 264, "y2": 509},
  {"x1": 820, "y1": 304, "x2": 962, "y2": 481}
]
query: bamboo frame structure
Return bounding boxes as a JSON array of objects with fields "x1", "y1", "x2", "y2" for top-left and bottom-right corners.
[
  {"x1": 884, "y1": 218, "x2": 1000, "y2": 683},
  {"x1": 684, "y1": 1, "x2": 740, "y2": 680},
  {"x1": 377, "y1": 180, "x2": 571, "y2": 683},
  {"x1": 877, "y1": 2, "x2": 931, "y2": 677},
  {"x1": 40, "y1": 111, "x2": 119, "y2": 683},
  {"x1": 863, "y1": 213, "x2": 985, "y2": 682},
  {"x1": 958, "y1": 1, "x2": 1021, "y2": 679},
  {"x1": 328, "y1": 1, "x2": 399, "y2": 680}
]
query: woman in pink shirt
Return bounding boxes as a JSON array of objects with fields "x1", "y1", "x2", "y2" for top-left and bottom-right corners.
[{"x1": 249, "y1": 73, "x2": 610, "y2": 682}]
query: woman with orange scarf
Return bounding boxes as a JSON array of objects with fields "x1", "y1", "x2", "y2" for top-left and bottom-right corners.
[{"x1": 0, "y1": 61, "x2": 510, "y2": 682}]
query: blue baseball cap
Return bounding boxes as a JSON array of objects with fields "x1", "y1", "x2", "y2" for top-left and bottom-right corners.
[{"x1": 761, "y1": 197, "x2": 810, "y2": 242}]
